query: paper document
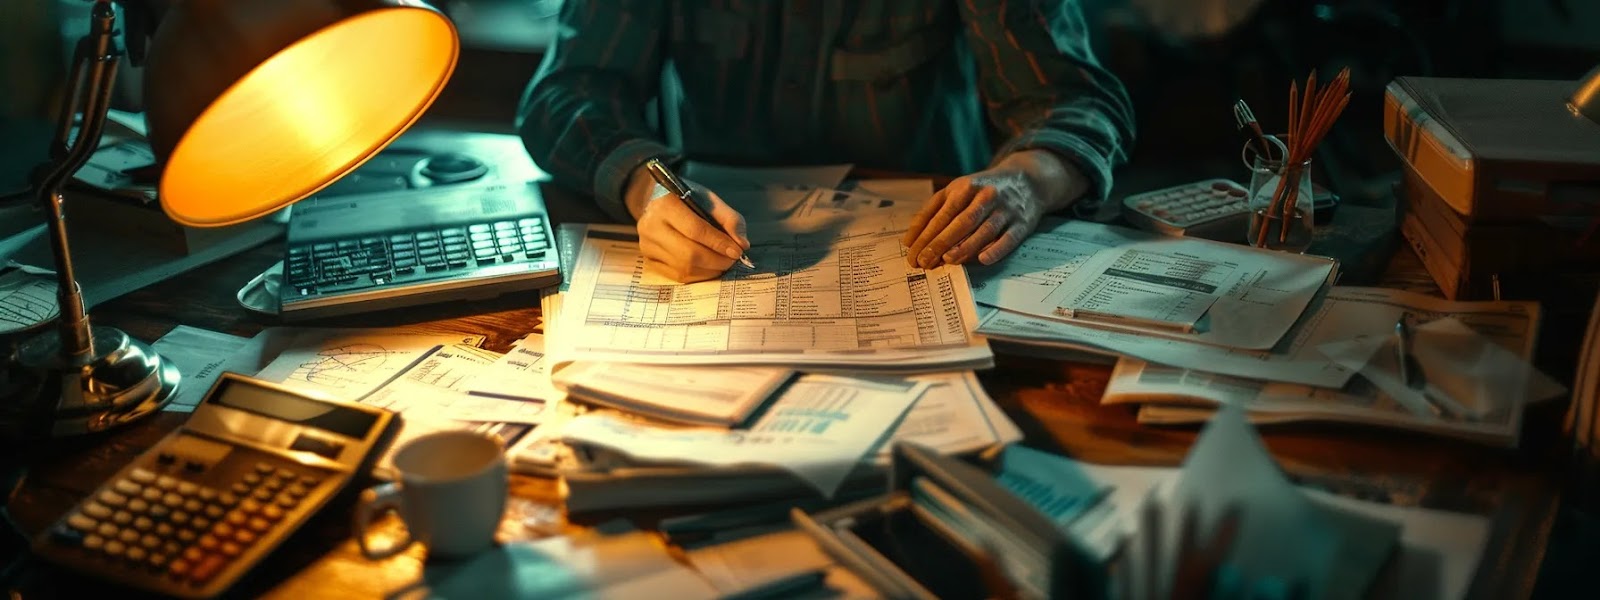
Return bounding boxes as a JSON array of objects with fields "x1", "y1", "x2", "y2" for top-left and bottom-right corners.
[
  {"x1": 1150, "y1": 408, "x2": 1399, "y2": 600},
  {"x1": 467, "y1": 336, "x2": 559, "y2": 400},
  {"x1": 150, "y1": 326, "x2": 253, "y2": 412},
  {"x1": 981, "y1": 286, "x2": 1539, "y2": 389},
  {"x1": 561, "y1": 375, "x2": 929, "y2": 495},
  {"x1": 361, "y1": 378, "x2": 550, "y2": 425},
  {"x1": 969, "y1": 219, "x2": 1335, "y2": 349},
  {"x1": 253, "y1": 329, "x2": 486, "y2": 400},
  {"x1": 0, "y1": 269, "x2": 57, "y2": 333},
  {"x1": 559, "y1": 226, "x2": 990, "y2": 371},
  {"x1": 877, "y1": 371, "x2": 1020, "y2": 462},
  {"x1": 553, "y1": 361, "x2": 794, "y2": 426},
  {"x1": 1319, "y1": 317, "x2": 1566, "y2": 425}
]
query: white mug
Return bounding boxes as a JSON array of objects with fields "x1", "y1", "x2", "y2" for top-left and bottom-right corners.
[{"x1": 353, "y1": 430, "x2": 508, "y2": 560}]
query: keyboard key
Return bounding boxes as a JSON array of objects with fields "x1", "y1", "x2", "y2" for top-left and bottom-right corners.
[
  {"x1": 113, "y1": 480, "x2": 142, "y2": 495},
  {"x1": 104, "y1": 540, "x2": 127, "y2": 557},
  {"x1": 518, "y1": 217, "x2": 542, "y2": 227},
  {"x1": 99, "y1": 490, "x2": 128, "y2": 507},
  {"x1": 118, "y1": 528, "x2": 140, "y2": 544},
  {"x1": 177, "y1": 481, "x2": 199, "y2": 496},
  {"x1": 133, "y1": 516, "x2": 154, "y2": 531},
  {"x1": 197, "y1": 487, "x2": 218, "y2": 502},
  {"x1": 127, "y1": 546, "x2": 148, "y2": 562},
  {"x1": 96, "y1": 522, "x2": 119, "y2": 538},
  {"x1": 470, "y1": 231, "x2": 493, "y2": 242},
  {"x1": 492, "y1": 221, "x2": 516, "y2": 231},
  {"x1": 83, "y1": 502, "x2": 113, "y2": 520},
  {"x1": 113, "y1": 511, "x2": 134, "y2": 525},
  {"x1": 83, "y1": 534, "x2": 105, "y2": 551},
  {"x1": 468, "y1": 223, "x2": 491, "y2": 233},
  {"x1": 67, "y1": 513, "x2": 97, "y2": 531},
  {"x1": 190, "y1": 554, "x2": 230, "y2": 584},
  {"x1": 140, "y1": 534, "x2": 161, "y2": 549}
]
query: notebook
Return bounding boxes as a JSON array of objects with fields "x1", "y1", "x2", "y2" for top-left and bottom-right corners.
[{"x1": 277, "y1": 181, "x2": 560, "y2": 319}]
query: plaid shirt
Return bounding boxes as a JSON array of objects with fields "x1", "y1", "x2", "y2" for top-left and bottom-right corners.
[{"x1": 518, "y1": 0, "x2": 1135, "y2": 223}]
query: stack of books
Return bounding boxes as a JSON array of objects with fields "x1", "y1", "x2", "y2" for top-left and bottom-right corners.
[{"x1": 1384, "y1": 76, "x2": 1600, "y2": 300}]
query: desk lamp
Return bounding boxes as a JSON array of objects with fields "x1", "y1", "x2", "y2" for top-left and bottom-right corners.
[{"x1": 1, "y1": 0, "x2": 457, "y2": 439}]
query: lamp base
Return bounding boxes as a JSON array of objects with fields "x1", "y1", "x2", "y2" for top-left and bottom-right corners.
[{"x1": 1, "y1": 327, "x2": 179, "y2": 441}]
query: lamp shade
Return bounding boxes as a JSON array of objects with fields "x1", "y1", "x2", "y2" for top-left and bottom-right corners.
[{"x1": 144, "y1": 0, "x2": 458, "y2": 227}]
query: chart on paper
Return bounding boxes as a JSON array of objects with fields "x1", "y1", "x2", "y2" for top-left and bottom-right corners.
[{"x1": 571, "y1": 230, "x2": 973, "y2": 355}]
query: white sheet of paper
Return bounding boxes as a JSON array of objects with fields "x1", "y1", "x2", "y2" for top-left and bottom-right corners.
[
  {"x1": 361, "y1": 378, "x2": 549, "y2": 425},
  {"x1": 150, "y1": 326, "x2": 252, "y2": 412},
  {"x1": 969, "y1": 219, "x2": 1335, "y2": 350},
  {"x1": 1157, "y1": 408, "x2": 1401, "y2": 600},
  {"x1": 253, "y1": 329, "x2": 485, "y2": 400},
  {"x1": 469, "y1": 334, "x2": 558, "y2": 400},
  {"x1": 554, "y1": 361, "x2": 793, "y2": 425},
  {"x1": 558, "y1": 227, "x2": 990, "y2": 371},
  {"x1": 980, "y1": 286, "x2": 1540, "y2": 389},
  {"x1": 561, "y1": 375, "x2": 928, "y2": 496},
  {"x1": 1319, "y1": 317, "x2": 1567, "y2": 422},
  {"x1": 876, "y1": 371, "x2": 1019, "y2": 462}
]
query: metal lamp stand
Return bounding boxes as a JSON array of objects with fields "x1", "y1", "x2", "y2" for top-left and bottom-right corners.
[{"x1": 0, "y1": 1, "x2": 178, "y2": 440}]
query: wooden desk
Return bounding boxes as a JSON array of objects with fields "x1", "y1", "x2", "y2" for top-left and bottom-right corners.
[{"x1": 1, "y1": 185, "x2": 1566, "y2": 599}]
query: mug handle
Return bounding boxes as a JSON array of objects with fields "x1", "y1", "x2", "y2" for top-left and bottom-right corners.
[{"x1": 353, "y1": 483, "x2": 412, "y2": 560}]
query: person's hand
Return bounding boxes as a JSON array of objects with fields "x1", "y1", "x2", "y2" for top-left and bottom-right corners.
[
  {"x1": 900, "y1": 149, "x2": 1087, "y2": 269},
  {"x1": 625, "y1": 164, "x2": 750, "y2": 283}
]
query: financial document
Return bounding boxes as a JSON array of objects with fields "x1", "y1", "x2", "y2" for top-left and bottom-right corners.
[
  {"x1": 979, "y1": 286, "x2": 1533, "y2": 389},
  {"x1": 969, "y1": 219, "x2": 1335, "y2": 349},
  {"x1": 559, "y1": 226, "x2": 990, "y2": 371},
  {"x1": 253, "y1": 329, "x2": 486, "y2": 400},
  {"x1": 562, "y1": 375, "x2": 929, "y2": 495}
]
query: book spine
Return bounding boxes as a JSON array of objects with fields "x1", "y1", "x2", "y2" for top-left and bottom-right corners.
[
  {"x1": 1400, "y1": 211, "x2": 1471, "y2": 300},
  {"x1": 1385, "y1": 81, "x2": 1479, "y2": 219}
]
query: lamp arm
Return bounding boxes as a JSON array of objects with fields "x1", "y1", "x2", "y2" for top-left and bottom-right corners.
[{"x1": 35, "y1": 0, "x2": 122, "y2": 361}]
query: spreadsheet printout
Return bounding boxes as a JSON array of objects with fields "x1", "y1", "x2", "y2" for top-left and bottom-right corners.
[{"x1": 559, "y1": 227, "x2": 989, "y2": 370}]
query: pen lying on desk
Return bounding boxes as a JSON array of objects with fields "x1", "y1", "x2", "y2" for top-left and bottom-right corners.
[
  {"x1": 1394, "y1": 320, "x2": 1454, "y2": 419},
  {"x1": 645, "y1": 158, "x2": 756, "y2": 270}
]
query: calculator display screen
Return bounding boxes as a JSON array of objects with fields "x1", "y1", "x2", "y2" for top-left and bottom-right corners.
[{"x1": 208, "y1": 378, "x2": 378, "y2": 439}]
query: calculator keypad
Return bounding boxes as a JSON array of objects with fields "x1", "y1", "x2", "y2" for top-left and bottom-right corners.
[
  {"x1": 47, "y1": 461, "x2": 325, "y2": 589},
  {"x1": 1126, "y1": 180, "x2": 1249, "y2": 229}
]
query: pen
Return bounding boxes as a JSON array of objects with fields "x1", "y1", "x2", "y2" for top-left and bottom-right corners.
[
  {"x1": 1394, "y1": 320, "x2": 1413, "y2": 388},
  {"x1": 644, "y1": 158, "x2": 756, "y2": 270},
  {"x1": 1395, "y1": 320, "x2": 1453, "y2": 418}
]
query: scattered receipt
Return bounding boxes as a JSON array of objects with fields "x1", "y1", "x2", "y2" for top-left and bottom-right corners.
[{"x1": 561, "y1": 375, "x2": 929, "y2": 496}]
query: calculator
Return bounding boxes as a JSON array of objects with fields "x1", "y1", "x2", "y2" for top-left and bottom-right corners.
[
  {"x1": 33, "y1": 373, "x2": 400, "y2": 599},
  {"x1": 1120, "y1": 179, "x2": 1252, "y2": 241}
]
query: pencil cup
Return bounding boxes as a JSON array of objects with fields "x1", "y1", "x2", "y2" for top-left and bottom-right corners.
[
  {"x1": 353, "y1": 430, "x2": 508, "y2": 561},
  {"x1": 1243, "y1": 136, "x2": 1314, "y2": 252}
]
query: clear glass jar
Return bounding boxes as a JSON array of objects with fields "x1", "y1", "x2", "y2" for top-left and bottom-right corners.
[{"x1": 1243, "y1": 140, "x2": 1314, "y2": 252}]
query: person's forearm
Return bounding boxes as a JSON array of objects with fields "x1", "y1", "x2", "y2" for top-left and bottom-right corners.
[{"x1": 993, "y1": 149, "x2": 1089, "y2": 213}]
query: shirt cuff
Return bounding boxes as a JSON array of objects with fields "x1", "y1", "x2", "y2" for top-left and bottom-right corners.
[
  {"x1": 994, "y1": 132, "x2": 1115, "y2": 220},
  {"x1": 593, "y1": 137, "x2": 681, "y2": 223}
]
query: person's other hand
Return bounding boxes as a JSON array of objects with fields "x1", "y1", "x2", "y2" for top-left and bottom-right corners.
[
  {"x1": 901, "y1": 150, "x2": 1086, "y2": 269},
  {"x1": 625, "y1": 165, "x2": 750, "y2": 283},
  {"x1": 901, "y1": 167, "x2": 1047, "y2": 269}
]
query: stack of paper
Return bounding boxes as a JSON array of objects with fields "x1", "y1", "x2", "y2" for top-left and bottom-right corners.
[
  {"x1": 1100, "y1": 288, "x2": 1565, "y2": 446},
  {"x1": 966, "y1": 217, "x2": 1564, "y2": 445},
  {"x1": 537, "y1": 167, "x2": 1022, "y2": 512},
  {"x1": 244, "y1": 327, "x2": 560, "y2": 478}
]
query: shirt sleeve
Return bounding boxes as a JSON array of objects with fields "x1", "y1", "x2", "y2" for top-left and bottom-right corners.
[
  {"x1": 516, "y1": 0, "x2": 678, "y2": 223},
  {"x1": 956, "y1": 0, "x2": 1136, "y2": 218}
]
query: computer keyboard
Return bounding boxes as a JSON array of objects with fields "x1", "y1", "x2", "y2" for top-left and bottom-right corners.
[{"x1": 283, "y1": 217, "x2": 551, "y2": 299}]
